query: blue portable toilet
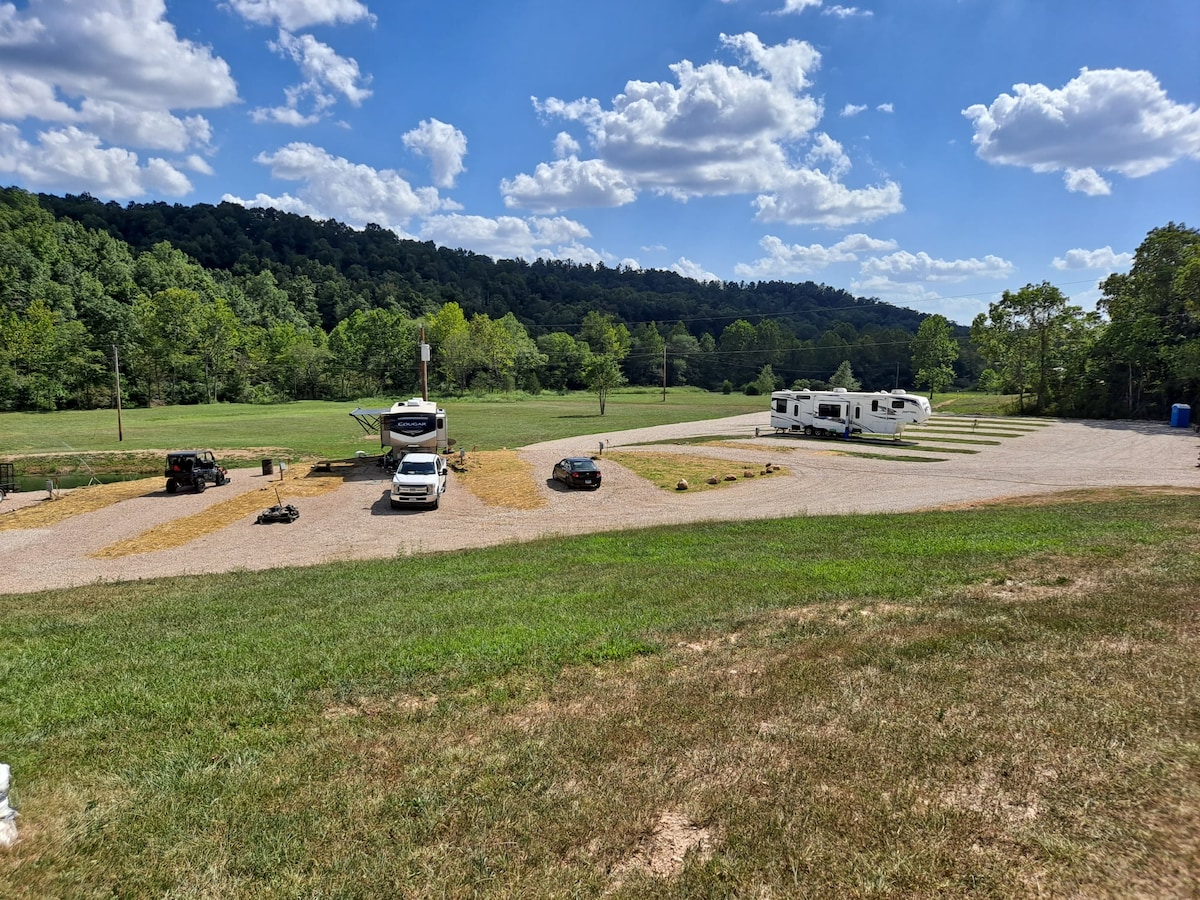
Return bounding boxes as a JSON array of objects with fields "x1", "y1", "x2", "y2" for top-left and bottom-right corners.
[{"x1": 1170, "y1": 403, "x2": 1191, "y2": 428}]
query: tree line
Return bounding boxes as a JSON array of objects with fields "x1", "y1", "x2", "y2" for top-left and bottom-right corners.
[
  {"x1": 1, "y1": 186, "x2": 951, "y2": 410},
  {"x1": 2, "y1": 187, "x2": 1195, "y2": 418},
  {"x1": 970, "y1": 223, "x2": 1199, "y2": 418}
]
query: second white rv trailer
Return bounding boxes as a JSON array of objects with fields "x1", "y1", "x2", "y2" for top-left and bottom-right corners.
[{"x1": 770, "y1": 388, "x2": 931, "y2": 438}]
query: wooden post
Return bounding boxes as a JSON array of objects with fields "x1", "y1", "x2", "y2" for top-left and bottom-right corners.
[{"x1": 661, "y1": 342, "x2": 667, "y2": 402}]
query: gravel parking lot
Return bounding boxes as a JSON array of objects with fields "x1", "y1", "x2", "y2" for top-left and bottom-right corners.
[{"x1": 1, "y1": 413, "x2": 1197, "y2": 595}]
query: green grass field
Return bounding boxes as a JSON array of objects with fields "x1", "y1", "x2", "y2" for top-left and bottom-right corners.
[
  {"x1": 1, "y1": 489, "x2": 1197, "y2": 897},
  {"x1": 0, "y1": 390, "x2": 1018, "y2": 479},
  {"x1": 0, "y1": 389, "x2": 765, "y2": 471}
]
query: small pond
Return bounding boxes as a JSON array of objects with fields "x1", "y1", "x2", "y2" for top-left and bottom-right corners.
[{"x1": 10, "y1": 473, "x2": 152, "y2": 492}]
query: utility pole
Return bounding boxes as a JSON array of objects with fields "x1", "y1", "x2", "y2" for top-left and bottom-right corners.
[
  {"x1": 419, "y1": 326, "x2": 430, "y2": 401},
  {"x1": 113, "y1": 344, "x2": 123, "y2": 442},
  {"x1": 661, "y1": 342, "x2": 667, "y2": 402}
]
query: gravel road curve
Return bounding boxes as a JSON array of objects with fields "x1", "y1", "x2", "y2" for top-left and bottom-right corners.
[{"x1": 1, "y1": 413, "x2": 1197, "y2": 595}]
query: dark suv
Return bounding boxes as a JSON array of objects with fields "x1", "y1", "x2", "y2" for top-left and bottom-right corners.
[{"x1": 165, "y1": 450, "x2": 229, "y2": 494}]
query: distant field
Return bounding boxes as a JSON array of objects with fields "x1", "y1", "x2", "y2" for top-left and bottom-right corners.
[
  {"x1": 930, "y1": 392, "x2": 1022, "y2": 416},
  {"x1": 0, "y1": 388, "x2": 765, "y2": 473}
]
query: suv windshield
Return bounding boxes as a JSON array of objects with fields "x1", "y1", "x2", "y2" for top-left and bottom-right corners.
[{"x1": 400, "y1": 461, "x2": 436, "y2": 475}]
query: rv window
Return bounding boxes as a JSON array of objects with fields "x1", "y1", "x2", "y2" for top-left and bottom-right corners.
[
  {"x1": 774, "y1": 399, "x2": 787, "y2": 413},
  {"x1": 891, "y1": 400, "x2": 906, "y2": 409},
  {"x1": 855, "y1": 406, "x2": 860, "y2": 418},
  {"x1": 817, "y1": 403, "x2": 842, "y2": 418},
  {"x1": 871, "y1": 400, "x2": 879, "y2": 412}
]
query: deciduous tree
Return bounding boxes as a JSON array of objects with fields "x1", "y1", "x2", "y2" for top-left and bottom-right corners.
[
  {"x1": 911, "y1": 314, "x2": 959, "y2": 400},
  {"x1": 584, "y1": 354, "x2": 625, "y2": 415}
]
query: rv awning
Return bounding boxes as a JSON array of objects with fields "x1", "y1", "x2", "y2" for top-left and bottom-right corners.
[{"x1": 349, "y1": 407, "x2": 389, "y2": 435}]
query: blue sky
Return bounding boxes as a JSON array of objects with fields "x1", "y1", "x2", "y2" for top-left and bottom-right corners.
[{"x1": 1, "y1": 0, "x2": 1197, "y2": 325}]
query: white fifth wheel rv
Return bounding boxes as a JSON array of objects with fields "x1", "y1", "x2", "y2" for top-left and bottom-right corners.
[
  {"x1": 380, "y1": 398, "x2": 448, "y2": 454},
  {"x1": 770, "y1": 388, "x2": 931, "y2": 438}
]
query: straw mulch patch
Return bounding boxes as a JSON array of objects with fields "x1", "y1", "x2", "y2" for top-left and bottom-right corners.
[
  {"x1": 90, "y1": 465, "x2": 344, "y2": 558},
  {"x1": 698, "y1": 440, "x2": 794, "y2": 455},
  {"x1": 452, "y1": 450, "x2": 546, "y2": 510},
  {"x1": 0, "y1": 478, "x2": 161, "y2": 531},
  {"x1": 604, "y1": 450, "x2": 785, "y2": 493}
]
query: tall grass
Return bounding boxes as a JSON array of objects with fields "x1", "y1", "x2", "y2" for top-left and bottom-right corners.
[{"x1": 2, "y1": 490, "x2": 1197, "y2": 897}]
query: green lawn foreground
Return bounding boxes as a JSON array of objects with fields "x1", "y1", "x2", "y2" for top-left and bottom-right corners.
[{"x1": 2, "y1": 491, "x2": 1197, "y2": 897}]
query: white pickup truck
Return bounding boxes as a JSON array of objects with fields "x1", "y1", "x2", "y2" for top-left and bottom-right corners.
[{"x1": 390, "y1": 452, "x2": 447, "y2": 509}]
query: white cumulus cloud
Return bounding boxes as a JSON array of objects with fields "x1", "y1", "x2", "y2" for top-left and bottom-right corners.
[
  {"x1": 402, "y1": 119, "x2": 467, "y2": 189},
  {"x1": 963, "y1": 67, "x2": 1200, "y2": 191},
  {"x1": 0, "y1": 0, "x2": 237, "y2": 112},
  {"x1": 231, "y1": 142, "x2": 447, "y2": 229},
  {"x1": 1063, "y1": 167, "x2": 1111, "y2": 196},
  {"x1": 418, "y1": 213, "x2": 599, "y2": 263},
  {"x1": 753, "y1": 168, "x2": 903, "y2": 227},
  {"x1": 1051, "y1": 246, "x2": 1133, "y2": 271},
  {"x1": 252, "y1": 29, "x2": 372, "y2": 124},
  {"x1": 0, "y1": 123, "x2": 191, "y2": 197},
  {"x1": 502, "y1": 156, "x2": 637, "y2": 213},
  {"x1": 505, "y1": 32, "x2": 902, "y2": 228},
  {"x1": 672, "y1": 257, "x2": 720, "y2": 282},
  {"x1": 225, "y1": 0, "x2": 375, "y2": 31},
  {"x1": 735, "y1": 232, "x2": 897, "y2": 279},
  {"x1": 0, "y1": 0, "x2": 233, "y2": 197},
  {"x1": 859, "y1": 250, "x2": 1014, "y2": 283}
]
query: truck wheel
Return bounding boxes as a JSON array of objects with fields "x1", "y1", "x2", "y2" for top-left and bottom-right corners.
[
  {"x1": 166, "y1": 479, "x2": 177, "y2": 493},
  {"x1": 194, "y1": 477, "x2": 206, "y2": 493}
]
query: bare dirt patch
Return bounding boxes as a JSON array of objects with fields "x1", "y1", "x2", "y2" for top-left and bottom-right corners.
[{"x1": 607, "y1": 809, "x2": 719, "y2": 887}]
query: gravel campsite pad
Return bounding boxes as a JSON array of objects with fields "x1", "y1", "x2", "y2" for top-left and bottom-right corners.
[{"x1": 1, "y1": 413, "x2": 1198, "y2": 595}]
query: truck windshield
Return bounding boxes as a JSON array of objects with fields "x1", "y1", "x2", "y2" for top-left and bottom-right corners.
[{"x1": 400, "y1": 461, "x2": 436, "y2": 475}]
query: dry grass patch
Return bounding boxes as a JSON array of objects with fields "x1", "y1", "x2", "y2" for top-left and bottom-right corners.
[
  {"x1": 604, "y1": 450, "x2": 786, "y2": 492},
  {"x1": 323, "y1": 694, "x2": 439, "y2": 720},
  {"x1": 89, "y1": 465, "x2": 343, "y2": 557},
  {"x1": 452, "y1": 449, "x2": 546, "y2": 509},
  {"x1": 934, "y1": 484, "x2": 1200, "y2": 512}
]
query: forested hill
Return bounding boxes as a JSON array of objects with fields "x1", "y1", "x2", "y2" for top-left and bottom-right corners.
[{"x1": 37, "y1": 192, "x2": 930, "y2": 339}]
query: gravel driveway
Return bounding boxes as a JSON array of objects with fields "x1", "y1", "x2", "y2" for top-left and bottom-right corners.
[{"x1": 1, "y1": 413, "x2": 1197, "y2": 596}]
